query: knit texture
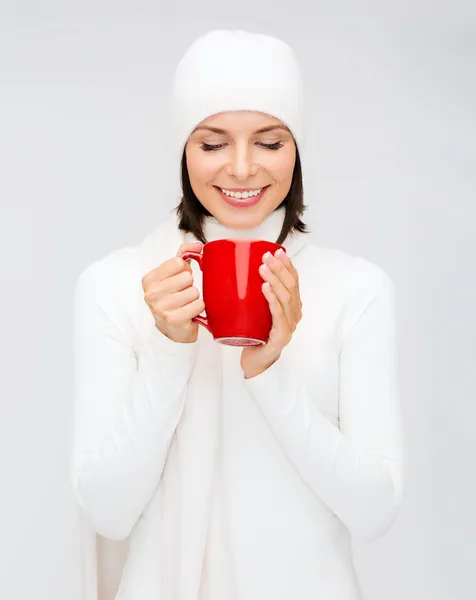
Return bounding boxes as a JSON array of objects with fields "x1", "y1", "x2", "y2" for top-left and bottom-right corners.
[{"x1": 169, "y1": 29, "x2": 306, "y2": 179}]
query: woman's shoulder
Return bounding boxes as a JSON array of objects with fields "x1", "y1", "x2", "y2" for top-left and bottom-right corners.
[
  {"x1": 297, "y1": 242, "x2": 396, "y2": 347},
  {"x1": 73, "y1": 217, "x2": 182, "y2": 346},
  {"x1": 74, "y1": 245, "x2": 139, "y2": 296},
  {"x1": 74, "y1": 215, "x2": 181, "y2": 305},
  {"x1": 300, "y1": 241, "x2": 394, "y2": 291}
]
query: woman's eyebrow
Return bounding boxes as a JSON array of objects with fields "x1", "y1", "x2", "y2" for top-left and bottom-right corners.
[{"x1": 192, "y1": 125, "x2": 290, "y2": 134}]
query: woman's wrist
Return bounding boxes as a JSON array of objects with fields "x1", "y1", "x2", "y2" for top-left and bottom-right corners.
[{"x1": 242, "y1": 350, "x2": 281, "y2": 379}]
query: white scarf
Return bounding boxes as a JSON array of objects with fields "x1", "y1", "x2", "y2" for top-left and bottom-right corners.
[{"x1": 149, "y1": 205, "x2": 308, "y2": 600}]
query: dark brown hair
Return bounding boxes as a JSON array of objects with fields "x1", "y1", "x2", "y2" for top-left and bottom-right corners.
[{"x1": 175, "y1": 145, "x2": 309, "y2": 245}]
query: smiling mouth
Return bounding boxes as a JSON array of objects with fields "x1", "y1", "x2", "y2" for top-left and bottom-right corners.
[{"x1": 213, "y1": 185, "x2": 270, "y2": 208}]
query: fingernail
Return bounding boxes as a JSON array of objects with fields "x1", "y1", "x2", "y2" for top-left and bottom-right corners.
[
  {"x1": 276, "y1": 248, "x2": 286, "y2": 261},
  {"x1": 263, "y1": 251, "x2": 275, "y2": 264},
  {"x1": 260, "y1": 263, "x2": 271, "y2": 275}
]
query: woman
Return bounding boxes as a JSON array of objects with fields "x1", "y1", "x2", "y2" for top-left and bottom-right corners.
[{"x1": 71, "y1": 30, "x2": 404, "y2": 600}]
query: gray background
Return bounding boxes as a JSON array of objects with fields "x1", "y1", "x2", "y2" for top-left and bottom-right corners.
[{"x1": 1, "y1": 2, "x2": 475, "y2": 599}]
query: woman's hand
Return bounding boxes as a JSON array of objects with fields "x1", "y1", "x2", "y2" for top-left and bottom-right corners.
[
  {"x1": 241, "y1": 248, "x2": 302, "y2": 379},
  {"x1": 142, "y1": 241, "x2": 205, "y2": 344}
]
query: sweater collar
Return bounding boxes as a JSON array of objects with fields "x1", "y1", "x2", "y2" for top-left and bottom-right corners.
[{"x1": 184, "y1": 205, "x2": 308, "y2": 258}]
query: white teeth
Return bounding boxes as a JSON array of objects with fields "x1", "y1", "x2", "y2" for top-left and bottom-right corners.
[{"x1": 220, "y1": 187, "x2": 263, "y2": 198}]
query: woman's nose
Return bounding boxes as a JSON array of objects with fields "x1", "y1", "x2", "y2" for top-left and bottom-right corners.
[{"x1": 225, "y1": 147, "x2": 258, "y2": 180}]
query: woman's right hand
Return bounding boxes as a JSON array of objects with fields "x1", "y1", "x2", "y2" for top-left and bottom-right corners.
[{"x1": 142, "y1": 241, "x2": 204, "y2": 344}]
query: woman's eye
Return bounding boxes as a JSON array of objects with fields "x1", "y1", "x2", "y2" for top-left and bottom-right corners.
[
  {"x1": 200, "y1": 141, "x2": 284, "y2": 152},
  {"x1": 200, "y1": 143, "x2": 226, "y2": 151},
  {"x1": 259, "y1": 141, "x2": 283, "y2": 150}
]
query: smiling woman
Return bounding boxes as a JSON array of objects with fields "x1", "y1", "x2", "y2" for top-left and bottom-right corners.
[
  {"x1": 72, "y1": 28, "x2": 403, "y2": 600},
  {"x1": 184, "y1": 111, "x2": 297, "y2": 230},
  {"x1": 177, "y1": 111, "x2": 308, "y2": 244}
]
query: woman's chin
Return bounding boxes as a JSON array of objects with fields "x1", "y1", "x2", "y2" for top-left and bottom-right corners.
[{"x1": 214, "y1": 205, "x2": 265, "y2": 230}]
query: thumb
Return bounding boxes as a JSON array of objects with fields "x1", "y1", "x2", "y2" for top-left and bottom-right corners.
[{"x1": 176, "y1": 240, "x2": 203, "y2": 258}]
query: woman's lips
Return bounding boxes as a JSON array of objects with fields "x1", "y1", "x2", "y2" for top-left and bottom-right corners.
[{"x1": 214, "y1": 186, "x2": 269, "y2": 208}]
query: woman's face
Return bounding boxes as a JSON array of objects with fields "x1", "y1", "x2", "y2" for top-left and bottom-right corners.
[{"x1": 185, "y1": 110, "x2": 296, "y2": 230}]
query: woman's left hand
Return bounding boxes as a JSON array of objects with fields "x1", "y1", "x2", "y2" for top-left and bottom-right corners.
[{"x1": 241, "y1": 248, "x2": 302, "y2": 379}]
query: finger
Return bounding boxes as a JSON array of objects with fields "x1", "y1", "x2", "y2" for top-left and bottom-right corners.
[
  {"x1": 176, "y1": 241, "x2": 203, "y2": 260},
  {"x1": 142, "y1": 257, "x2": 189, "y2": 291},
  {"x1": 164, "y1": 297, "x2": 205, "y2": 323},
  {"x1": 155, "y1": 269, "x2": 194, "y2": 294},
  {"x1": 262, "y1": 251, "x2": 299, "y2": 296},
  {"x1": 176, "y1": 240, "x2": 203, "y2": 257},
  {"x1": 157, "y1": 285, "x2": 200, "y2": 311},
  {"x1": 259, "y1": 263, "x2": 295, "y2": 326},
  {"x1": 262, "y1": 282, "x2": 291, "y2": 345},
  {"x1": 175, "y1": 241, "x2": 203, "y2": 274},
  {"x1": 274, "y1": 247, "x2": 299, "y2": 281}
]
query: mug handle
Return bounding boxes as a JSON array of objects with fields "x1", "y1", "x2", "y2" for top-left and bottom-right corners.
[{"x1": 180, "y1": 251, "x2": 211, "y2": 332}]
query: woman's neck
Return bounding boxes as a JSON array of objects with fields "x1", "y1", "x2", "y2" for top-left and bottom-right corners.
[
  {"x1": 183, "y1": 205, "x2": 308, "y2": 258},
  {"x1": 202, "y1": 206, "x2": 286, "y2": 243}
]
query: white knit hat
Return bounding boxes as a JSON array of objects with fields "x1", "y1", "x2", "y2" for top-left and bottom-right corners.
[{"x1": 169, "y1": 29, "x2": 306, "y2": 174}]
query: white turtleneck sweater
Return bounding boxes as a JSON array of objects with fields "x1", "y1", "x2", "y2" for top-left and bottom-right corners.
[{"x1": 71, "y1": 206, "x2": 403, "y2": 600}]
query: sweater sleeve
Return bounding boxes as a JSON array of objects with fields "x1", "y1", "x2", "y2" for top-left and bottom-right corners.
[
  {"x1": 243, "y1": 261, "x2": 404, "y2": 542},
  {"x1": 71, "y1": 259, "x2": 197, "y2": 541}
]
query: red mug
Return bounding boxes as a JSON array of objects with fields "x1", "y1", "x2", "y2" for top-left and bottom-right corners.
[{"x1": 181, "y1": 239, "x2": 285, "y2": 346}]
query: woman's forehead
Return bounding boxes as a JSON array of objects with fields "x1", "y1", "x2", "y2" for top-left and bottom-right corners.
[{"x1": 193, "y1": 111, "x2": 289, "y2": 134}]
